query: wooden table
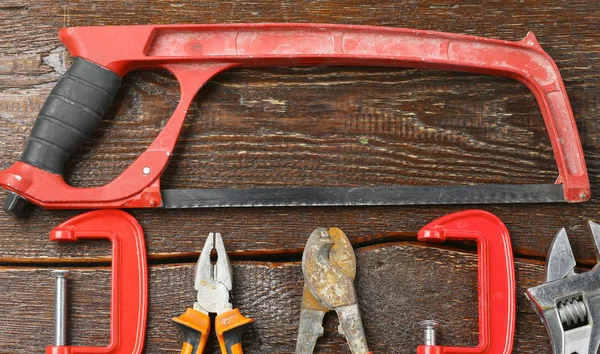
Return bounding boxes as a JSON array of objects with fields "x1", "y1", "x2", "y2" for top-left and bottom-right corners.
[{"x1": 0, "y1": 1, "x2": 598, "y2": 352}]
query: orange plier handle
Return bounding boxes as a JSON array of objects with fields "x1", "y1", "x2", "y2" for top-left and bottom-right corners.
[
  {"x1": 172, "y1": 308, "x2": 211, "y2": 354},
  {"x1": 216, "y1": 308, "x2": 254, "y2": 354}
]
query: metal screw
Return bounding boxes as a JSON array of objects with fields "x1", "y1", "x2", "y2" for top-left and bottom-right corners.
[
  {"x1": 51, "y1": 270, "x2": 70, "y2": 346},
  {"x1": 142, "y1": 166, "x2": 151, "y2": 175},
  {"x1": 420, "y1": 320, "x2": 440, "y2": 346}
]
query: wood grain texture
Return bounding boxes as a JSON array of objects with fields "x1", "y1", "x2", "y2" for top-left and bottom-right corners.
[
  {"x1": 0, "y1": 243, "x2": 552, "y2": 353},
  {"x1": 0, "y1": 0, "x2": 599, "y2": 352}
]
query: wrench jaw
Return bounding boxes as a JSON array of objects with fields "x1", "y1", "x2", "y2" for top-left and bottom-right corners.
[
  {"x1": 545, "y1": 228, "x2": 577, "y2": 283},
  {"x1": 590, "y1": 221, "x2": 600, "y2": 262},
  {"x1": 525, "y1": 222, "x2": 600, "y2": 354}
]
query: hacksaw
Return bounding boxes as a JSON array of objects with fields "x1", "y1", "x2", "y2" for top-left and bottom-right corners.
[{"x1": 0, "y1": 24, "x2": 590, "y2": 215}]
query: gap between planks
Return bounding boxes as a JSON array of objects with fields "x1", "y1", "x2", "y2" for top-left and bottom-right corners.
[{"x1": 0, "y1": 239, "x2": 587, "y2": 270}]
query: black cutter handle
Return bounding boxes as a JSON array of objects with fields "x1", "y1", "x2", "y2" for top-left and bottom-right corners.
[
  {"x1": 172, "y1": 308, "x2": 209, "y2": 354},
  {"x1": 221, "y1": 324, "x2": 252, "y2": 354},
  {"x1": 20, "y1": 57, "x2": 122, "y2": 175},
  {"x1": 216, "y1": 309, "x2": 253, "y2": 354},
  {"x1": 174, "y1": 323, "x2": 205, "y2": 354}
]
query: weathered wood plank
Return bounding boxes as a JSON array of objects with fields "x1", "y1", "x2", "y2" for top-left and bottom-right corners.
[
  {"x1": 1, "y1": 202, "x2": 600, "y2": 264},
  {"x1": 1, "y1": 0, "x2": 599, "y2": 351},
  {"x1": 0, "y1": 0, "x2": 599, "y2": 262},
  {"x1": 0, "y1": 243, "x2": 552, "y2": 353}
]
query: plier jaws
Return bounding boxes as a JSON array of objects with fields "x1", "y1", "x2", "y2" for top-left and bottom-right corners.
[
  {"x1": 173, "y1": 233, "x2": 253, "y2": 354},
  {"x1": 194, "y1": 232, "x2": 233, "y2": 315}
]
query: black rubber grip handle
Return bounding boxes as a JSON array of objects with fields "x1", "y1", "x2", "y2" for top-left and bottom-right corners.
[
  {"x1": 223, "y1": 323, "x2": 252, "y2": 354},
  {"x1": 174, "y1": 323, "x2": 203, "y2": 354},
  {"x1": 19, "y1": 57, "x2": 122, "y2": 175}
]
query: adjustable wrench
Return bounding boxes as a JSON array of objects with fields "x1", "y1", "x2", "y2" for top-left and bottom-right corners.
[{"x1": 526, "y1": 221, "x2": 600, "y2": 354}]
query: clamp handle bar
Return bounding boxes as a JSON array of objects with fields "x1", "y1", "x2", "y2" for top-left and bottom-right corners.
[
  {"x1": 417, "y1": 210, "x2": 515, "y2": 354},
  {"x1": 0, "y1": 24, "x2": 589, "y2": 209},
  {"x1": 45, "y1": 210, "x2": 148, "y2": 354}
]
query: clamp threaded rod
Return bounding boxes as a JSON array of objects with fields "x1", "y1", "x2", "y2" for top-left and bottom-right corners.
[
  {"x1": 51, "y1": 270, "x2": 70, "y2": 346},
  {"x1": 420, "y1": 320, "x2": 440, "y2": 346}
]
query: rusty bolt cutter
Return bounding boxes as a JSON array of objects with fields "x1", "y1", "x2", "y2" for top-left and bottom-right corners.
[
  {"x1": 296, "y1": 211, "x2": 515, "y2": 354},
  {"x1": 296, "y1": 227, "x2": 371, "y2": 354},
  {"x1": 173, "y1": 232, "x2": 253, "y2": 354},
  {"x1": 526, "y1": 221, "x2": 600, "y2": 354}
]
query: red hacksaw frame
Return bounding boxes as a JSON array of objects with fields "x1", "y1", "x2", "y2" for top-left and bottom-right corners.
[{"x1": 0, "y1": 24, "x2": 590, "y2": 208}]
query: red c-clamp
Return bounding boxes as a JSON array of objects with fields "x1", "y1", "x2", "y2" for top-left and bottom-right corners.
[
  {"x1": 46, "y1": 210, "x2": 148, "y2": 354},
  {"x1": 416, "y1": 210, "x2": 515, "y2": 354}
]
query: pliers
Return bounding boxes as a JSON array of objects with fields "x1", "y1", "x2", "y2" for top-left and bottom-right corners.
[{"x1": 173, "y1": 232, "x2": 254, "y2": 354}]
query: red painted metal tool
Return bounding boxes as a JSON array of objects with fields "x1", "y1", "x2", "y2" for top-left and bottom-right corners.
[
  {"x1": 416, "y1": 210, "x2": 515, "y2": 354},
  {"x1": 46, "y1": 210, "x2": 148, "y2": 354},
  {"x1": 0, "y1": 24, "x2": 590, "y2": 214}
]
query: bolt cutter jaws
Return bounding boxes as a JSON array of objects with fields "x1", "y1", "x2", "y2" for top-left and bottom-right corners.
[
  {"x1": 194, "y1": 232, "x2": 233, "y2": 315},
  {"x1": 526, "y1": 221, "x2": 600, "y2": 354},
  {"x1": 303, "y1": 227, "x2": 357, "y2": 309}
]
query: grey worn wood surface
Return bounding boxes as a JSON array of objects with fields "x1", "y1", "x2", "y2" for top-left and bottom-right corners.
[
  {"x1": 0, "y1": 243, "x2": 552, "y2": 353},
  {"x1": 0, "y1": 0, "x2": 599, "y2": 352}
]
